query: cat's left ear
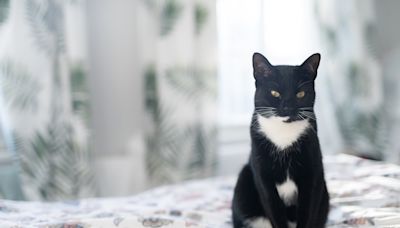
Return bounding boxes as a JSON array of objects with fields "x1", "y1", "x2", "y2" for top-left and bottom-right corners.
[
  {"x1": 301, "y1": 53, "x2": 321, "y2": 79},
  {"x1": 253, "y1": 52, "x2": 273, "y2": 79}
]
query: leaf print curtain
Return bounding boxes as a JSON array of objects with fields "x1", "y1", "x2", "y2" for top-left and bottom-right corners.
[
  {"x1": 315, "y1": 0, "x2": 388, "y2": 160},
  {"x1": 138, "y1": 0, "x2": 217, "y2": 186},
  {"x1": 0, "y1": 0, "x2": 94, "y2": 200}
]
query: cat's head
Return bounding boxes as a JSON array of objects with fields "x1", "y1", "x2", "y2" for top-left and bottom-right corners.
[{"x1": 252, "y1": 52, "x2": 320, "y2": 122}]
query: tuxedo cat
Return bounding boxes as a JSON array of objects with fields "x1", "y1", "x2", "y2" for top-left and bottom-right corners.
[{"x1": 232, "y1": 53, "x2": 329, "y2": 228}]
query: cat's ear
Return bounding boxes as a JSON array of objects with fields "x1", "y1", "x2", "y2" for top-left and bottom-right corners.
[
  {"x1": 253, "y1": 52, "x2": 273, "y2": 79},
  {"x1": 301, "y1": 53, "x2": 321, "y2": 79}
]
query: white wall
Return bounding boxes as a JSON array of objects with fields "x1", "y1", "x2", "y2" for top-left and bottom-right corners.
[
  {"x1": 86, "y1": 0, "x2": 146, "y2": 196},
  {"x1": 216, "y1": 0, "x2": 264, "y2": 176}
]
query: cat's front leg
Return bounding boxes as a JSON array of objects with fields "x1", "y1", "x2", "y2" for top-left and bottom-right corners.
[
  {"x1": 294, "y1": 177, "x2": 313, "y2": 228},
  {"x1": 296, "y1": 174, "x2": 328, "y2": 228},
  {"x1": 252, "y1": 163, "x2": 289, "y2": 228},
  {"x1": 306, "y1": 177, "x2": 329, "y2": 228}
]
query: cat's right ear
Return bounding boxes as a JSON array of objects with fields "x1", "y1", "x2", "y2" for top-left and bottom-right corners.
[{"x1": 253, "y1": 52, "x2": 273, "y2": 79}]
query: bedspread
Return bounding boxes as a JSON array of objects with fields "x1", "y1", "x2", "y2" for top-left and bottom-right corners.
[{"x1": 1, "y1": 154, "x2": 400, "y2": 228}]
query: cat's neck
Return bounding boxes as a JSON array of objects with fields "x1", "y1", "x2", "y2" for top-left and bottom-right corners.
[{"x1": 256, "y1": 114, "x2": 311, "y2": 150}]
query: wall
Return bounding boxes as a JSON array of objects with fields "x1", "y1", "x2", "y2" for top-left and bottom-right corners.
[{"x1": 86, "y1": 0, "x2": 146, "y2": 196}]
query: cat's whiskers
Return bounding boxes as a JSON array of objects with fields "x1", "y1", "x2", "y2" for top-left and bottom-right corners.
[
  {"x1": 298, "y1": 112, "x2": 317, "y2": 135},
  {"x1": 299, "y1": 110, "x2": 315, "y2": 115},
  {"x1": 255, "y1": 110, "x2": 276, "y2": 113},
  {"x1": 255, "y1": 107, "x2": 277, "y2": 118},
  {"x1": 255, "y1": 110, "x2": 275, "y2": 112},
  {"x1": 300, "y1": 111, "x2": 316, "y2": 120},
  {"x1": 300, "y1": 114, "x2": 316, "y2": 121},
  {"x1": 300, "y1": 110, "x2": 315, "y2": 114},
  {"x1": 254, "y1": 107, "x2": 317, "y2": 120},
  {"x1": 300, "y1": 111, "x2": 314, "y2": 116},
  {"x1": 298, "y1": 107, "x2": 314, "y2": 111},
  {"x1": 255, "y1": 109, "x2": 276, "y2": 113},
  {"x1": 257, "y1": 111, "x2": 275, "y2": 115},
  {"x1": 255, "y1": 107, "x2": 276, "y2": 110},
  {"x1": 297, "y1": 113, "x2": 306, "y2": 121}
]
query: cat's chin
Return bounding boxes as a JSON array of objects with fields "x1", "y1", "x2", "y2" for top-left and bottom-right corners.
[
  {"x1": 274, "y1": 115, "x2": 301, "y2": 123},
  {"x1": 260, "y1": 115, "x2": 304, "y2": 123},
  {"x1": 274, "y1": 116, "x2": 290, "y2": 122},
  {"x1": 283, "y1": 117, "x2": 298, "y2": 123},
  {"x1": 273, "y1": 116, "x2": 297, "y2": 123}
]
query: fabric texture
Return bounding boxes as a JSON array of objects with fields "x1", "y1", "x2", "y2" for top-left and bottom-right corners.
[
  {"x1": 0, "y1": 0, "x2": 218, "y2": 199},
  {"x1": 0, "y1": 0, "x2": 94, "y2": 200},
  {"x1": 0, "y1": 154, "x2": 399, "y2": 227},
  {"x1": 139, "y1": 0, "x2": 218, "y2": 186},
  {"x1": 315, "y1": 0, "x2": 387, "y2": 160}
]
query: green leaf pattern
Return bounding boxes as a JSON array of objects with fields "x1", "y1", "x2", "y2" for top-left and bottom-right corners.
[
  {"x1": 0, "y1": 0, "x2": 94, "y2": 200},
  {"x1": 315, "y1": 0, "x2": 386, "y2": 159},
  {"x1": 143, "y1": 0, "x2": 217, "y2": 186},
  {"x1": 0, "y1": 0, "x2": 9, "y2": 25},
  {"x1": 0, "y1": 0, "x2": 216, "y2": 197},
  {"x1": 0, "y1": 61, "x2": 41, "y2": 112}
]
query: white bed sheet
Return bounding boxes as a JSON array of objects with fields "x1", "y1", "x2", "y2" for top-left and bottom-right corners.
[{"x1": 1, "y1": 154, "x2": 400, "y2": 228}]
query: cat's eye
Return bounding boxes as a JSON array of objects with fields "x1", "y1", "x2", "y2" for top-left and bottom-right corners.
[
  {"x1": 270, "y1": 90, "x2": 280, "y2": 98},
  {"x1": 296, "y1": 91, "x2": 305, "y2": 98}
]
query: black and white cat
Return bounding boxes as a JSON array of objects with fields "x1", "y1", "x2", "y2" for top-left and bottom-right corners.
[{"x1": 232, "y1": 53, "x2": 329, "y2": 228}]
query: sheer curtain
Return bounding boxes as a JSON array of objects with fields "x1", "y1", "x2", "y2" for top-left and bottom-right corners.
[
  {"x1": 216, "y1": 0, "x2": 342, "y2": 175},
  {"x1": 0, "y1": 0, "x2": 94, "y2": 200},
  {"x1": 317, "y1": 0, "x2": 400, "y2": 162},
  {"x1": 138, "y1": 0, "x2": 218, "y2": 186},
  {"x1": 315, "y1": 0, "x2": 387, "y2": 160},
  {"x1": 86, "y1": 0, "x2": 219, "y2": 194},
  {"x1": 0, "y1": 0, "x2": 218, "y2": 199},
  {"x1": 217, "y1": 0, "x2": 400, "y2": 172}
]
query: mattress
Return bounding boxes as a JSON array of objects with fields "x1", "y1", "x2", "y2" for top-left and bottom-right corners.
[{"x1": 0, "y1": 154, "x2": 400, "y2": 227}]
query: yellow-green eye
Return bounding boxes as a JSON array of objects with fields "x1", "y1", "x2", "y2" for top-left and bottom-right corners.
[
  {"x1": 271, "y1": 90, "x2": 280, "y2": 98},
  {"x1": 296, "y1": 91, "x2": 305, "y2": 98}
]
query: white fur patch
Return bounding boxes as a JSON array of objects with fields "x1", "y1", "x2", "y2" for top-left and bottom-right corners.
[
  {"x1": 288, "y1": 221, "x2": 297, "y2": 228},
  {"x1": 246, "y1": 217, "x2": 296, "y2": 228},
  {"x1": 246, "y1": 217, "x2": 272, "y2": 228},
  {"x1": 276, "y1": 176, "x2": 298, "y2": 205},
  {"x1": 257, "y1": 115, "x2": 310, "y2": 150}
]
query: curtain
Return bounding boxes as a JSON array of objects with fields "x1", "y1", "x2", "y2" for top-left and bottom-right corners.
[
  {"x1": 315, "y1": 0, "x2": 388, "y2": 160},
  {"x1": 0, "y1": 0, "x2": 218, "y2": 198},
  {"x1": 0, "y1": 0, "x2": 94, "y2": 200},
  {"x1": 138, "y1": 0, "x2": 218, "y2": 186}
]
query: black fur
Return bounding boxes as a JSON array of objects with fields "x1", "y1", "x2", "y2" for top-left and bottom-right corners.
[{"x1": 232, "y1": 53, "x2": 329, "y2": 228}]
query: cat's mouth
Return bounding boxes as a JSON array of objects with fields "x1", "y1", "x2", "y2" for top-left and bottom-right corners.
[
  {"x1": 277, "y1": 114, "x2": 304, "y2": 123},
  {"x1": 281, "y1": 116, "x2": 297, "y2": 123},
  {"x1": 274, "y1": 116, "x2": 290, "y2": 122},
  {"x1": 259, "y1": 114, "x2": 304, "y2": 123},
  {"x1": 256, "y1": 109, "x2": 314, "y2": 122}
]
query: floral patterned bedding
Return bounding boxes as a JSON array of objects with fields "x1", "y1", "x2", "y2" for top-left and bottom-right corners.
[{"x1": 1, "y1": 154, "x2": 400, "y2": 228}]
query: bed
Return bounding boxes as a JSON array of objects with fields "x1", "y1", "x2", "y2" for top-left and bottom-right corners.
[{"x1": 1, "y1": 154, "x2": 400, "y2": 228}]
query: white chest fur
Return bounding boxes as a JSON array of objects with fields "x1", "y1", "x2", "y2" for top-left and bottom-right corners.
[
  {"x1": 257, "y1": 115, "x2": 310, "y2": 150},
  {"x1": 276, "y1": 176, "x2": 298, "y2": 205}
]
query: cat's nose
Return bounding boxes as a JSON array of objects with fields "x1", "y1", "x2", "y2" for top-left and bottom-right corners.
[{"x1": 281, "y1": 107, "x2": 294, "y2": 116}]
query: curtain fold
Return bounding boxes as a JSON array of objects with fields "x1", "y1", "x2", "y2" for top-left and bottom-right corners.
[
  {"x1": 0, "y1": 0, "x2": 218, "y2": 198},
  {"x1": 138, "y1": 0, "x2": 218, "y2": 186},
  {"x1": 0, "y1": 0, "x2": 94, "y2": 200},
  {"x1": 315, "y1": 0, "x2": 387, "y2": 160}
]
